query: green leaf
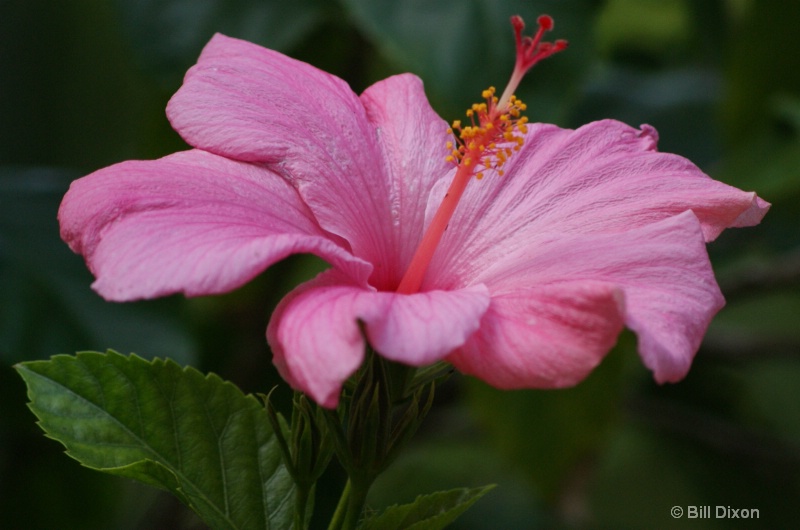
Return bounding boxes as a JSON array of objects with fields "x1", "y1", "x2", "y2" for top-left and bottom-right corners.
[
  {"x1": 15, "y1": 351, "x2": 295, "y2": 530},
  {"x1": 360, "y1": 485, "x2": 495, "y2": 530},
  {"x1": 112, "y1": 0, "x2": 326, "y2": 86}
]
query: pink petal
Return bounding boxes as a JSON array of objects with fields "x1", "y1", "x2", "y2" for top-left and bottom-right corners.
[
  {"x1": 168, "y1": 35, "x2": 448, "y2": 289},
  {"x1": 449, "y1": 212, "x2": 723, "y2": 388},
  {"x1": 267, "y1": 270, "x2": 489, "y2": 407},
  {"x1": 425, "y1": 120, "x2": 768, "y2": 289},
  {"x1": 167, "y1": 34, "x2": 375, "y2": 167},
  {"x1": 59, "y1": 150, "x2": 371, "y2": 301},
  {"x1": 359, "y1": 74, "x2": 454, "y2": 289},
  {"x1": 448, "y1": 281, "x2": 625, "y2": 388}
]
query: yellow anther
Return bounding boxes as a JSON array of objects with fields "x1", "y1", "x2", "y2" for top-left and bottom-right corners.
[{"x1": 442, "y1": 85, "x2": 532, "y2": 179}]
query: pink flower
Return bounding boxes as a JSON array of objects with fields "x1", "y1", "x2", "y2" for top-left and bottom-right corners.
[{"x1": 59, "y1": 18, "x2": 768, "y2": 408}]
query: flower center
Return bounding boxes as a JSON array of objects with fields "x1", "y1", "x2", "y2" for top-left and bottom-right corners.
[{"x1": 396, "y1": 15, "x2": 567, "y2": 295}]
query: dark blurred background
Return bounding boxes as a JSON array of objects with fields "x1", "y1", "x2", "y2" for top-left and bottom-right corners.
[{"x1": 1, "y1": 0, "x2": 798, "y2": 528}]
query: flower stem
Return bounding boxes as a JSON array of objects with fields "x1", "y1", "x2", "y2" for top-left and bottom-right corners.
[
  {"x1": 327, "y1": 477, "x2": 372, "y2": 530},
  {"x1": 327, "y1": 479, "x2": 351, "y2": 530},
  {"x1": 294, "y1": 486, "x2": 310, "y2": 529},
  {"x1": 342, "y1": 477, "x2": 372, "y2": 530}
]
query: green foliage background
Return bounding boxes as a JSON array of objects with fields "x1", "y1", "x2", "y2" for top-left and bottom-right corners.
[{"x1": 1, "y1": 0, "x2": 798, "y2": 528}]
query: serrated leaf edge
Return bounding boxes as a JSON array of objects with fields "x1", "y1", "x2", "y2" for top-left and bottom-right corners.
[{"x1": 16, "y1": 351, "x2": 281, "y2": 530}]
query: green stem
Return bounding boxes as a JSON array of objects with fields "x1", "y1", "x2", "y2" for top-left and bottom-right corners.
[
  {"x1": 294, "y1": 485, "x2": 309, "y2": 530},
  {"x1": 327, "y1": 479, "x2": 351, "y2": 530},
  {"x1": 342, "y1": 477, "x2": 371, "y2": 530}
]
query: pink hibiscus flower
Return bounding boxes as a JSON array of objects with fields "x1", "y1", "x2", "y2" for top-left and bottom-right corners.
[{"x1": 59, "y1": 17, "x2": 768, "y2": 408}]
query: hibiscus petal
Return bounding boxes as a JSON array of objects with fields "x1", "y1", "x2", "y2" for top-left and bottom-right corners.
[
  {"x1": 425, "y1": 120, "x2": 768, "y2": 289},
  {"x1": 166, "y1": 34, "x2": 411, "y2": 280},
  {"x1": 448, "y1": 281, "x2": 625, "y2": 388},
  {"x1": 268, "y1": 270, "x2": 489, "y2": 407},
  {"x1": 359, "y1": 74, "x2": 454, "y2": 289},
  {"x1": 449, "y1": 212, "x2": 723, "y2": 388},
  {"x1": 59, "y1": 150, "x2": 371, "y2": 301}
]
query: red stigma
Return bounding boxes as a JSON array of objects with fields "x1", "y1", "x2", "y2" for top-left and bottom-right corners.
[
  {"x1": 511, "y1": 14, "x2": 568, "y2": 76},
  {"x1": 495, "y1": 14, "x2": 567, "y2": 112},
  {"x1": 537, "y1": 14, "x2": 554, "y2": 31}
]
